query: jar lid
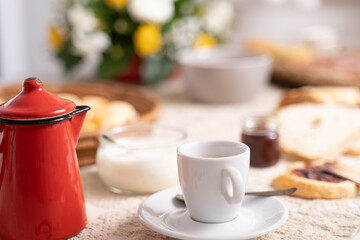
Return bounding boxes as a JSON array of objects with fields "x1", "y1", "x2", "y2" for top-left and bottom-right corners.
[
  {"x1": 242, "y1": 115, "x2": 277, "y2": 135},
  {"x1": 0, "y1": 77, "x2": 76, "y2": 120}
]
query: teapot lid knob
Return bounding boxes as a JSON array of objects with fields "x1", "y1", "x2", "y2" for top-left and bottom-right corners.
[{"x1": 23, "y1": 77, "x2": 43, "y2": 90}]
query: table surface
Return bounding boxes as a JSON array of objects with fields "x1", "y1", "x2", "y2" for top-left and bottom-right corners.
[{"x1": 72, "y1": 80, "x2": 360, "y2": 240}]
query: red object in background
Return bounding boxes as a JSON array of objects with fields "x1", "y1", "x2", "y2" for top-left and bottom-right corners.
[
  {"x1": 0, "y1": 78, "x2": 90, "y2": 240},
  {"x1": 115, "y1": 56, "x2": 142, "y2": 84},
  {"x1": 115, "y1": 56, "x2": 180, "y2": 84}
]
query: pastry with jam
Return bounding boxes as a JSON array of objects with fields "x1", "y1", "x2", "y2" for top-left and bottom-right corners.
[{"x1": 272, "y1": 162, "x2": 358, "y2": 199}]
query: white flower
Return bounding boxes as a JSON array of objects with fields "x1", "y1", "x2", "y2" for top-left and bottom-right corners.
[
  {"x1": 72, "y1": 31, "x2": 111, "y2": 57},
  {"x1": 203, "y1": 1, "x2": 234, "y2": 35},
  {"x1": 68, "y1": 4, "x2": 110, "y2": 57},
  {"x1": 127, "y1": 0, "x2": 174, "y2": 24},
  {"x1": 68, "y1": 4, "x2": 98, "y2": 33},
  {"x1": 166, "y1": 17, "x2": 202, "y2": 49}
]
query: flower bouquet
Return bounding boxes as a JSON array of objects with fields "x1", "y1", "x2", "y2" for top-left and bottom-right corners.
[{"x1": 49, "y1": 0, "x2": 234, "y2": 84}]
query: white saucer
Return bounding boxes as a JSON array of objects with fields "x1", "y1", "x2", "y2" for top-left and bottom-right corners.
[{"x1": 138, "y1": 187, "x2": 288, "y2": 240}]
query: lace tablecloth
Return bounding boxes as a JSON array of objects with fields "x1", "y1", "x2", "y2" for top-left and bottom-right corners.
[{"x1": 72, "y1": 80, "x2": 360, "y2": 240}]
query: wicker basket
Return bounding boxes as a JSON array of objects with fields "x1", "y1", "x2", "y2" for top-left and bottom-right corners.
[{"x1": 0, "y1": 81, "x2": 163, "y2": 166}]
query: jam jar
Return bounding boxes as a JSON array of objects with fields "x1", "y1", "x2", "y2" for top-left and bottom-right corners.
[{"x1": 241, "y1": 116, "x2": 280, "y2": 167}]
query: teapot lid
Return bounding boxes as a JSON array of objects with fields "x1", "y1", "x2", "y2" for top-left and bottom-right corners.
[{"x1": 0, "y1": 77, "x2": 76, "y2": 120}]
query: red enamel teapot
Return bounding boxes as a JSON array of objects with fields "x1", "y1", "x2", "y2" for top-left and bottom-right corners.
[{"x1": 0, "y1": 78, "x2": 90, "y2": 240}]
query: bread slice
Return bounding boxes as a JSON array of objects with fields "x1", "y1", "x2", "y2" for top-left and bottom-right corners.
[
  {"x1": 346, "y1": 138, "x2": 360, "y2": 155},
  {"x1": 279, "y1": 86, "x2": 360, "y2": 108},
  {"x1": 276, "y1": 103, "x2": 360, "y2": 161},
  {"x1": 272, "y1": 170, "x2": 357, "y2": 199},
  {"x1": 279, "y1": 86, "x2": 360, "y2": 156}
]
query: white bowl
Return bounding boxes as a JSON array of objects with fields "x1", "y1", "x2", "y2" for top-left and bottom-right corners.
[
  {"x1": 96, "y1": 124, "x2": 187, "y2": 194},
  {"x1": 179, "y1": 48, "x2": 272, "y2": 103}
]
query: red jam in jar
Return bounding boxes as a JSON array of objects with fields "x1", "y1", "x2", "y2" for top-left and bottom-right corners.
[{"x1": 241, "y1": 116, "x2": 280, "y2": 168}]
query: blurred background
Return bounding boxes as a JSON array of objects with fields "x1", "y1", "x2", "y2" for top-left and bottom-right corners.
[{"x1": 1, "y1": 0, "x2": 359, "y2": 83}]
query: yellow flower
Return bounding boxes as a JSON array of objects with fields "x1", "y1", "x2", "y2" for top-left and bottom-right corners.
[
  {"x1": 194, "y1": 33, "x2": 217, "y2": 48},
  {"x1": 105, "y1": 0, "x2": 128, "y2": 9},
  {"x1": 48, "y1": 26, "x2": 66, "y2": 51},
  {"x1": 133, "y1": 24, "x2": 162, "y2": 57}
]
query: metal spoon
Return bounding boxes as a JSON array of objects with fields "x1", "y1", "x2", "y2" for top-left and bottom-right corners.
[
  {"x1": 102, "y1": 134, "x2": 116, "y2": 143},
  {"x1": 176, "y1": 188, "x2": 297, "y2": 202}
]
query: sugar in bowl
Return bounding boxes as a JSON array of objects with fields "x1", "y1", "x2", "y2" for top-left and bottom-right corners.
[{"x1": 96, "y1": 124, "x2": 187, "y2": 194}]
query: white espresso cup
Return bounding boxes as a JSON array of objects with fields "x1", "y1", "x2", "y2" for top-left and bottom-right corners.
[{"x1": 177, "y1": 140, "x2": 250, "y2": 223}]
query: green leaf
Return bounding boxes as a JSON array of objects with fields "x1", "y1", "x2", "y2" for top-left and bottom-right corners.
[
  {"x1": 163, "y1": 0, "x2": 196, "y2": 32},
  {"x1": 97, "y1": 48, "x2": 132, "y2": 79},
  {"x1": 141, "y1": 57, "x2": 174, "y2": 84},
  {"x1": 57, "y1": 41, "x2": 83, "y2": 71}
]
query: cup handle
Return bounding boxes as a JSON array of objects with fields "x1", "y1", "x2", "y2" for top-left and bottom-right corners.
[{"x1": 221, "y1": 167, "x2": 244, "y2": 204}]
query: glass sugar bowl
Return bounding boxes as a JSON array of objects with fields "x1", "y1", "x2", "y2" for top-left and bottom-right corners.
[
  {"x1": 241, "y1": 116, "x2": 280, "y2": 168},
  {"x1": 96, "y1": 124, "x2": 187, "y2": 194}
]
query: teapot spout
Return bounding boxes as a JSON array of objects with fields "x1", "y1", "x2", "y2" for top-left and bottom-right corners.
[{"x1": 69, "y1": 106, "x2": 91, "y2": 145}]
